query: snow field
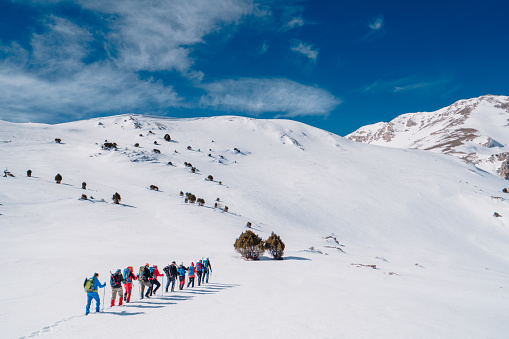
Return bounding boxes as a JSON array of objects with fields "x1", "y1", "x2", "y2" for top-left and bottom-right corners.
[{"x1": 1, "y1": 115, "x2": 509, "y2": 338}]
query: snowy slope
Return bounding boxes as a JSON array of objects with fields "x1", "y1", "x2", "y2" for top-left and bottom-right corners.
[
  {"x1": 1, "y1": 115, "x2": 509, "y2": 339},
  {"x1": 346, "y1": 95, "x2": 509, "y2": 179}
]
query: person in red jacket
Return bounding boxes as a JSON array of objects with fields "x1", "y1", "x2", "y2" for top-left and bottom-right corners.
[
  {"x1": 122, "y1": 266, "x2": 138, "y2": 303},
  {"x1": 151, "y1": 265, "x2": 163, "y2": 295}
]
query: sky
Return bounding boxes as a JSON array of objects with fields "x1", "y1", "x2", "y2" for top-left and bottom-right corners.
[{"x1": 0, "y1": 0, "x2": 508, "y2": 136}]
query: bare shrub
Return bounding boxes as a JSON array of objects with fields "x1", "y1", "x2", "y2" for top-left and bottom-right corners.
[
  {"x1": 55, "y1": 173, "x2": 62, "y2": 184},
  {"x1": 112, "y1": 192, "x2": 121, "y2": 204}
]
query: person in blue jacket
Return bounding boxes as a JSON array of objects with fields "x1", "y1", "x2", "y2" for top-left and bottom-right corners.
[
  {"x1": 84, "y1": 272, "x2": 106, "y2": 315},
  {"x1": 177, "y1": 263, "x2": 187, "y2": 290}
]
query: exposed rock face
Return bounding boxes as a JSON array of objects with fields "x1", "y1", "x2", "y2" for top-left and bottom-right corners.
[
  {"x1": 346, "y1": 95, "x2": 509, "y2": 179},
  {"x1": 498, "y1": 160, "x2": 509, "y2": 180}
]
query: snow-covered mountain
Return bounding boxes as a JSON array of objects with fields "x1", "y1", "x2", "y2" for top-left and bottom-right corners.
[
  {"x1": 1, "y1": 115, "x2": 509, "y2": 338},
  {"x1": 347, "y1": 95, "x2": 509, "y2": 179}
]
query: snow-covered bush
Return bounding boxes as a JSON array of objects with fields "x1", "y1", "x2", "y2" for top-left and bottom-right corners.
[
  {"x1": 55, "y1": 173, "x2": 62, "y2": 184},
  {"x1": 207, "y1": 175, "x2": 214, "y2": 181},
  {"x1": 265, "y1": 232, "x2": 285, "y2": 260},
  {"x1": 197, "y1": 198, "x2": 205, "y2": 206},
  {"x1": 164, "y1": 134, "x2": 171, "y2": 141},
  {"x1": 234, "y1": 230, "x2": 265, "y2": 260},
  {"x1": 27, "y1": 170, "x2": 32, "y2": 177},
  {"x1": 82, "y1": 182, "x2": 87, "y2": 190}
]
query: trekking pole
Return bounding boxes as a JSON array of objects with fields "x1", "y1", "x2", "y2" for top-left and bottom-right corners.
[{"x1": 102, "y1": 285, "x2": 105, "y2": 312}]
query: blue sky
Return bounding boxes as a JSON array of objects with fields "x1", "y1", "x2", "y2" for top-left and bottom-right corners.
[{"x1": 0, "y1": 0, "x2": 507, "y2": 136}]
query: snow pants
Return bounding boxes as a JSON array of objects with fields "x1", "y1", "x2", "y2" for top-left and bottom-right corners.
[
  {"x1": 140, "y1": 280, "x2": 152, "y2": 298},
  {"x1": 86, "y1": 292, "x2": 100, "y2": 314},
  {"x1": 187, "y1": 277, "x2": 195, "y2": 288},
  {"x1": 179, "y1": 276, "x2": 185, "y2": 290},
  {"x1": 196, "y1": 271, "x2": 202, "y2": 286},
  {"x1": 111, "y1": 287, "x2": 123, "y2": 306},
  {"x1": 165, "y1": 275, "x2": 175, "y2": 292},
  {"x1": 203, "y1": 268, "x2": 209, "y2": 283},
  {"x1": 152, "y1": 278, "x2": 161, "y2": 294},
  {"x1": 123, "y1": 282, "x2": 133, "y2": 302}
]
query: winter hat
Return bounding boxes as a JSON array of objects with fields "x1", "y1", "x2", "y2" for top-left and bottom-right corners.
[
  {"x1": 172, "y1": 261, "x2": 176, "y2": 264},
  {"x1": 191, "y1": 262, "x2": 194, "y2": 266},
  {"x1": 153, "y1": 265, "x2": 157, "y2": 268},
  {"x1": 116, "y1": 269, "x2": 121, "y2": 273},
  {"x1": 129, "y1": 266, "x2": 133, "y2": 271},
  {"x1": 94, "y1": 272, "x2": 99, "y2": 277},
  {"x1": 145, "y1": 263, "x2": 149, "y2": 266},
  {"x1": 180, "y1": 262, "x2": 183, "y2": 266}
]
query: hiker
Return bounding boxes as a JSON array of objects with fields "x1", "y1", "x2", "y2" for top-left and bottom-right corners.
[
  {"x1": 187, "y1": 262, "x2": 196, "y2": 288},
  {"x1": 110, "y1": 269, "x2": 124, "y2": 307},
  {"x1": 163, "y1": 262, "x2": 176, "y2": 292},
  {"x1": 84, "y1": 273, "x2": 106, "y2": 315},
  {"x1": 195, "y1": 260, "x2": 203, "y2": 286},
  {"x1": 139, "y1": 263, "x2": 153, "y2": 299},
  {"x1": 168, "y1": 261, "x2": 178, "y2": 292},
  {"x1": 202, "y1": 257, "x2": 213, "y2": 283},
  {"x1": 151, "y1": 265, "x2": 163, "y2": 294},
  {"x1": 177, "y1": 262, "x2": 188, "y2": 290},
  {"x1": 122, "y1": 266, "x2": 138, "y2": 303}
]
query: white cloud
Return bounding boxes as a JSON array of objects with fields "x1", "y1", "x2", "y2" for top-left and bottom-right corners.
[
  {"x1": 78, "y1": 0, "x2": 254, "y2": 76},
  {"x1": 290, "y1": 40, "x2": 318, "y2": 62},
  {"x1": 283, "y1": 16, "x2": 305, "y2": 31},
  {"x1": 199, "y1": 78, "x2": 340, "y2": 117},
  {"x1": 259, "y1": 41, "x2": 269, "y2": 55},
  {"x1": 369, "y1": 16, "x2": 384, "y2": 31}
]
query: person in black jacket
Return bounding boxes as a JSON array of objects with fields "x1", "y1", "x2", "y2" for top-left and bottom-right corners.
[
  {"x1": 139, "y1": 263, "x2": 153, "y2": 299},
  {"x1": 168, "y1": 261, "x2": 178, "y2": 292},
  {"x1": 110, "y1": 269, "x2": 124, "y2": 307}
]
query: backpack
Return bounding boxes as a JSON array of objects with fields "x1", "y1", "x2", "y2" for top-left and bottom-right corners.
[
  {"x1": 203, "y1": 259, "x2": 209, "y2": 268},
  {"x1": 123, "y1": 268, "x2": 131, "y2": 281},
  {"x1": 139, "y1": 266, "x2": 145, "y2": 280},
  {"x1": 196, "y1": 262, "x2": 202, "y2": 271},
  {"x1": 84, "y1": 277, "x2": 94, "y2": 293},
  {"x1": 163, "y1": 265, "x2": 170, "y2": 276},
  {"x1": 110, "y1": 273, "x2": 121, "y2": 287}
]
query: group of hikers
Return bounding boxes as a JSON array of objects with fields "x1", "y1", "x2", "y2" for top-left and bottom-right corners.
[{"x1": 84, "y1": 258, "x2": 212, "y2": 315}]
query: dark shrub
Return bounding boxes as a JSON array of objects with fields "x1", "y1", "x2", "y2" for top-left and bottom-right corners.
[
  {"x1": 214, "y1": 203, "x2": 218, "y2": 208},
  {"x1": 139, "y1": 134, "x2": 143, "y2": 137},
  {"x1": 187, "y1": 146, "x2": 192, "y2": 150},
  {"x1": 234, "y1": 148, "x2": 241, "y2": 153},
  {"x1": 154, "y1": 141, "x2": 158, "y2": 145},
  {"x1": 208, "y1": 154, "x2": 212, "y2": 157},
  {"x1": 134, "y1": 143, "x2": 140, "y2": 147},
  {"x1": 102, "y1": 142, "x2": 117, "y2": 150},
  {"x1": 207, "y1": 175, "x2": 214, "y2": 181},
  {"x1": 112, "y1": 192, "x2": 121, "y2": 204},
  {"x1": 150, "y1": 185, "x2": 159, "y2": 191},
  {"x1": 224, "y1": 206, "x2": 229, "y2": 212},
  {"x1": 55, "y1": 173, "x2": 62, "y2": 184},
  {"x1": 219, "y1": 181, "x2": 222, "y2": 185},
  {"x1": 191, "y1": 167, "x2": 196, "y2": 173},
  {"x1": 234, "y1": 230, "x2": 265, "y2": 260},
  {"x1": 494, "y1": 212, "x2": 502, "y2": 217},
  {"x1": 216, "y1": 198, "x2": 220, "y2": 201},
  {"x1": 82, "y1": 182, "x2": 87, "y2": 190},
  {"x1": 81, "y1": 194, "x2": 88, "y2": 200},
  {"x1": 55, "y1": 138, "x2": 61, "y2": 143},
  {"x1": 168, "y1": 161, "x2": 173, "y2": 165},
  {"x1": 27, "y1": 170, "x2": 32, "y2": 177},
  {"x1": 153, "y1": 149, "x2": 161, "y2": 154},
  {"x1": 185, "y1": 198, "x2": 189, "y2": 203},
  {"x1": 265, "y1": 232, "x2": 285, "y2": 260},
  {"x1": 503, "y1": 188, "x2": 508, "y2": 193},
  {"x1": 149, "y1": 131, "x2": 154, "y2": 134},
  {"x1": 246, "y1": 222, "x2": 252, "y2": 228},
  {"x1": 180, "y1": 191, "x2": 184, "y2": 196},
  {"x1": 164, "y1": 134, "x2": 171, "y2": 141},
  {"x1": 197, "y1": 198, "x2": 205, "y2": 206}
]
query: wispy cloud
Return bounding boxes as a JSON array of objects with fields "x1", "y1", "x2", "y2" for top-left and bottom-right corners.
[
  {"x1": 200, "y1": 78, "x2": 340, "y2": 117},
  {"x1": 361, "y1": 15, "x2": 386, "y2": 41},
  {"x1": 282, "y1": 16, "x2": 305, "y2": 31},
  {"x1": 290, "y1": 39, "x2": 319, "y2": 62},
  {"x1": 359, "y1": 77, "x2": 451, "y2": 94},
  {"x1": 259, "y1": 41, "x2": 269, "y2": 55},
  {"x1": 369, "y1": 16, "x2": 384, "y2": 31}
]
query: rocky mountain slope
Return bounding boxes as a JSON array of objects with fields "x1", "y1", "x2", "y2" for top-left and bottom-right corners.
[{"x1": 346, "y1": 95, "x2": 509, "y2": 179}]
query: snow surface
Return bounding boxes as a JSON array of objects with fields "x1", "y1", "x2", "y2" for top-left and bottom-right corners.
[{"x1": 1, "y1": 115, "x2": 509, "y2": 338}]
